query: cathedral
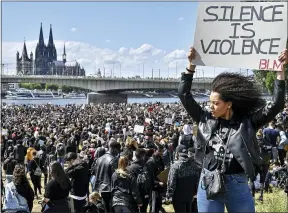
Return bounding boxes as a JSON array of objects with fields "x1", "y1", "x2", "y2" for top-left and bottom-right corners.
[{"x1": 16, "y1": 23, "x2": 85, "y2": 76}]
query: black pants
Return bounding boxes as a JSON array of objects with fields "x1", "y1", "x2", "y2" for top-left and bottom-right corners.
[
  {"x1": 173, "y1": 201, "x2": 192, "y2": 213},
  {"x1": 73, "y1": 198, "x2": 86, "y2": 213},
  {"x1": 140, "y1": 197, "x2": 149, "y2": 213},
  {"x1": 44, "y1": 173, "x2": 48, "y2": 187},
  {"x1": 149, "y1": 191, "x2": 162, "y2": 213},
  {"x1": 278, "y1": 149, "x2": 286, "y2": 166},
  {"x1": 114, "y1": 205, "x2": 132, "y2": 213},
  {"x1": 250, "y1": 164, "x2": 270, "y2": 197},
  {"x1": 30, "y1": 174, "x2": 41, "y2": 196}
]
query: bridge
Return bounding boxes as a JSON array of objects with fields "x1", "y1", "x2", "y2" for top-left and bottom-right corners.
[{"x1": 1, "y1": 75, "x2": 214, "y2": 92}]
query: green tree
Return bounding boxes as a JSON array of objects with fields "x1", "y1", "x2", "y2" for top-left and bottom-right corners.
[
  {"x1": 265, "y1": 71, "x2": 276, "y2": 94},
  {"x1": 19, "y1": 83, "x2": 32, "y2": 90},
  {"x1": 61, "y1": 85, "x2": 73, "y2": 93},
  {"x1": 45, "y1": 84, "x2": 59, "y2": 91},
  {"x1": 253, "y1": 40, "x2": 288, "y2": 93},
  {"x1": 31, "y1": 83, "x2": 42, "y2": 90}
]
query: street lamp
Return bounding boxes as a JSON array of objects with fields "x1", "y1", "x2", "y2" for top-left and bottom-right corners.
[
  {"x1": 176, "y1": 62, "x2": 178, "y2": 78},
  {"x1": 119, "y1": 63, "x2": 122, "y2": 78},
  {"x1": 142, "y1": 62, "x2": 145, "y2": 78},
  {"x1": 112, "y1": 62, "x2": 115, "y2": 78}
]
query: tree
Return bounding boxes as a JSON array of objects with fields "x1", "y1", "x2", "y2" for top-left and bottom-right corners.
[
  {"x1": 265, "y1": 71, "x2": 276, "y2": 94},
  {"x1": 45, "y1": 84, "x2": 59, "y2": 91},
  {"x1": 253, "y1": 40, "x2": 288, "y2": 93},
  {"x1": 31, "y1": 83, "x2": 42, "y2": 90},
  {"x1": 19, "y1": 83, "x2": 32, "y2": 90},
  {"x1": 61, "y1": 85, "x2": 73, "y2": 93}
]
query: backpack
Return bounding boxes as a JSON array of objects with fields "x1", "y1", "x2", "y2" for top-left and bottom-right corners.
[
  {"x1": 137, "y1": 166, "x2": 152, "y2": 195},
  {"x1": 181, "y1": 134, "x2": 194, "y2": 148},
  {"x1": 57, "y1": 144, "x2": 65, "y2": 157}
]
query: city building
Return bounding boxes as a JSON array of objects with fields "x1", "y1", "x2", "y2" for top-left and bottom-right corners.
[
  {"x1": 16, "y1": 23, "x2": 85, "y2": 76},
  {"x1": 16, "y1": 41, "x2": 34, "y2": 75}
]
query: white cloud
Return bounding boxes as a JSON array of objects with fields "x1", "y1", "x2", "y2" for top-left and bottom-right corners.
[
  {"x1": 178, "y1": 17, "x2": 184, "y2": 21},
  {"x1": 164, "y1": 49, "x2": 187, "y2": 62},
  {"x1": 105, "y1": 39, "x2": 111, "y2": 43},
  {"x1": 70, "y1": 28, "x2": 77, "y2": 32},
  {"x1": 2, "y1": 40, "x2": 225, "y2": 78}
]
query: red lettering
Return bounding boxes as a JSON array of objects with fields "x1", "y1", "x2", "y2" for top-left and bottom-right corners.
[
  {"x1": 259, "y1": 59, "x2": 282, "y2": 71},
  {"x1": 259, "y1": 59, "x2": 268, "y2": 69},
  {"x1": 272, "y1": 60, "x2": 282, "y2": 71}
]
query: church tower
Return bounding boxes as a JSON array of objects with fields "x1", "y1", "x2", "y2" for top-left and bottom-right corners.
[
  {"x1": 62, "y1": 43, "x2": 66, "y2": 64},
  {"x1": 16, "y1": 40, "x2": 33, "y2": 75},
  {"x1": 34, "y1": 23, "x2": 49, "y2": 75},
  {"x1": 47, "y1": 24, "x2": 57, "y2": 62}
]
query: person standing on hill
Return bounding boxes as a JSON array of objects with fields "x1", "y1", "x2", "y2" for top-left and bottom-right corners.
[{"x1": 178, "y1": 47, "x2": 287, "y2": 213}]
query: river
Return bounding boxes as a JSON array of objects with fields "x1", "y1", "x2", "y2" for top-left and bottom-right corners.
[{"x1": 2, "y1": 96, "x2": 209, "y2": 105}]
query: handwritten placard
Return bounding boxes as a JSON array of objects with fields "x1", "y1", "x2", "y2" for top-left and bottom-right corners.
[{"x1": 193, "y1": 2, "x2": 287, "y2": 71}]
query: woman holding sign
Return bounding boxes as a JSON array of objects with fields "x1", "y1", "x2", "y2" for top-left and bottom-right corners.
[{"x1": 178, "y1": 47, "x2": 287, "y2": 212}]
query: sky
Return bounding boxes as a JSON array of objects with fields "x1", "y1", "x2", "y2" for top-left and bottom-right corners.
[{"x1": 2, "y1": 1, "x2": 233, "y2": 78}]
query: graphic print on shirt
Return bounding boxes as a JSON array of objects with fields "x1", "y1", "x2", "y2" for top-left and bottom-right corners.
[{"x1": 209, "y1": 126, "x2": 233, "y2": 165}]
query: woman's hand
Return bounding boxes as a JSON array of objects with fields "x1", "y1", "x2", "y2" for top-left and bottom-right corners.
[
  {"x1": 276, "y1": 48, "x2": 287, "y2": 80},
  {"x1": 188, "y1": 47, "x2": 196, "y2": 63},
  {"x1": 186, "y1": 47, "x2": 197, "y2": 73},
  {"x1": 278, "y1": 49, "x2": 288, "y2": 65}
]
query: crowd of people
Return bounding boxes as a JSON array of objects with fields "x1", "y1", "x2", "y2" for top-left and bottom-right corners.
[
  {"x1": 1, "y1": 48, "x2": 288, "y2": 213},
  {"x1": 1, "y1": 99, "x2": 287, "y2": 213}
]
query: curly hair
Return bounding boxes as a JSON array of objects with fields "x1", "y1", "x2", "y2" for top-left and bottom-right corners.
[
  {"x1": 13, "y1": 164, "x2": 29, "y2": 186},
  {"x1": 211, "y1": 72, "x2": 266, "y2": 116}
]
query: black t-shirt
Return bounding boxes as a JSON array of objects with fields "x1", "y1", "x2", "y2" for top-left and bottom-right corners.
[
  {"x1": 204, "y1": 119, "x2": 244, "y2": 174},
  {"x1": 44, "y1": 179, "x2": 70, "y2": 201}
]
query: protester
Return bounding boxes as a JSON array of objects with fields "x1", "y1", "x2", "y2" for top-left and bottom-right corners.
[
  {"x1": 42, "y1": 161, "x2": 71, "y2": 212},
  {"x1": 92, "y1": 140, "x2": 121, "y2": 193},
  {"x1": 3, "y1": 152, "x2": 17, "y2": 184},
  {"x1": 2, "y1": 164, "x2": 34, "y2": 213},
  {"x1": 1, "y1": 79, "x2": 287, "y2": 213},
  {"x1": 166, "y1": 145, "x2": 201, "y2": 213},
  {"x1": 178, "y1": 47, "x2": 287, "y2": 212},
  {"x1": 28, "y1": 150, "x2": 43, "y2": 199},
  {"x1": 111, "y1": 155, "x2": 142, "y2": 213},
  {"x1": 65, "y1": 152, "x2": 90, "y2": 213}
]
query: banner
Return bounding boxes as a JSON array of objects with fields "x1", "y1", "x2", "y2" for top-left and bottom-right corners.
[{"x1": 193, "y1": 2, "x2": 288, "y2": 71}]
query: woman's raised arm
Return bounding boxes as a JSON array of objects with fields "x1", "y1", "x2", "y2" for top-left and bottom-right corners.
[{"x1": 178, "y1": 48, "x2": 205, "y2": 124}]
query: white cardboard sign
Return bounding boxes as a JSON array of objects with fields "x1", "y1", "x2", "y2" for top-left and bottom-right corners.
[
  {"x1": 134, "y1": 125, "x2": 144, "y2": 134},
  {"x1": 193, "y1": 2, "x2": 287, "y2": 71}
]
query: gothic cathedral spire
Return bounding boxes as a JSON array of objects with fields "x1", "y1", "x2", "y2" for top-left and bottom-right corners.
[
  {"x1": 38, "y1": 22, "x2": 45, "y2": 46},
  {"x1": 62, "y1": 42, "x2": 66, "y2": 64},
  {"x1": 48, "y1": 24, "x2": 54, "y2": 47},
  {"x1": 47, "y1": 24, "x2": 57, "y2": 62},
  {"x1": 22, "y1": 39, "x2": 29, "y2": 61}
]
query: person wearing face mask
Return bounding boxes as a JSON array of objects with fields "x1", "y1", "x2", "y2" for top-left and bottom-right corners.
[{"x1": 178, "y1": 47, "x2": 287, "y2": 213}]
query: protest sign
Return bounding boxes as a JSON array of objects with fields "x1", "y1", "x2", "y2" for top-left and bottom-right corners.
[
  {"x1": 134, "y1": 125, "x2": 144, "y2": 133},
  {"x1": 193, "y1": 2, "x2": 287, "y2": 71},
  {"x1": 165, "y1": 118, "x2": 173, "y2": 124}
]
